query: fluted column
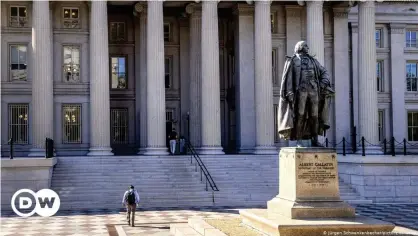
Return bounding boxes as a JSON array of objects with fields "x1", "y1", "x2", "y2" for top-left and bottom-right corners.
[
  {"x1": 29, "y1": 1, "x2": 53, "y2": 156},
  {"x1": 253, "y1": 1, "x2": 277, "y2": 155},
  {"x1": 306, "y1": 0, "x2": 324, "y2": 65},
  {"x1": 144, "y1": 0, "x2": 169, "y2": 155},
  {"x1": 186, "y1": 3, "x2": 202, "y2": 149},
  {"x1": 358, "y1": 1, "x2": 380, "y2": 153},
  {"x1": 333, "y1": 7, "x2": 351, "y2": 150},
  {"x1": 389, "y1": 24, "x2": 406, "y2": 142},
  {"x1": 200, "y1": 1, "x2": 224, "y2": 155},
  {"x1": 88, "y1": 1, "x2": 113, "y2": 156},
  {"x1": 135, "y1": 3, "x2": 147, "y2": 154}
]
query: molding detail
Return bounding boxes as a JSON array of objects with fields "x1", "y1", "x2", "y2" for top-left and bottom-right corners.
[
  {"x1": 285, "y1": 6, "x2": 301, "y2": 17},
  {"x1": 232, "y1": 4, "x2": 254, "y2": 16},
  {"x1": 389, "y1": 27, "x2": 405, "y2": 35},
  {"x1": 333, "y1": 7, "x2": 350, "y2": 18}
]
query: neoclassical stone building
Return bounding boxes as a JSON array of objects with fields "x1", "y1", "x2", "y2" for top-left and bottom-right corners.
[{"x1": 1, "y1": 1, "x2": 417, "y2": 156}]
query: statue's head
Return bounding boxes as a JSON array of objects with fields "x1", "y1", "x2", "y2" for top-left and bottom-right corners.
[{"x1": 294, "y1": 41, "x2": 309, "y2": 55}]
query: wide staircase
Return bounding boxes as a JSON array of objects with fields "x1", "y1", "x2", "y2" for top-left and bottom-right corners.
[
  {"x1": 50, "y1": 143, "x2": 370, "y2": 210},
  {"x1": 51, "y1": 156, "x2": 215, "y2": 210}
]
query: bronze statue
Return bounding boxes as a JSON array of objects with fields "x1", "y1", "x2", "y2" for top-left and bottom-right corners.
[{"x1": 277, "y1": 41, "x2": 334, "y2": 146}]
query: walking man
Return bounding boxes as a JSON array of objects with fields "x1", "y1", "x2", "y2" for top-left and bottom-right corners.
[
  {"x1": 122, "y1": 185, "x2": 140, "y2": 226},
  {"x1": 168, "y1": 128, "x2": 178, "y2": 155}
]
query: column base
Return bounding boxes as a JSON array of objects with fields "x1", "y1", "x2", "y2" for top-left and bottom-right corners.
[
  {"x1": 253, "y1": 146, "x2": 278, "y2": 155},
  {"x1": 143, "y1": 147, "x2": 169, "y2": 156},
  {"x1": 87, "y1": 147, "x2": 114, "y2": 156},
  {"x1": 137, "y1": 147, "x2": 147, "y2": 155},
  {"x1": 28, "y1": 148, "x2": 45, "y2": 157},
  {"x1": 199, "y1": 146, "x2": 224, "y2": 155}
]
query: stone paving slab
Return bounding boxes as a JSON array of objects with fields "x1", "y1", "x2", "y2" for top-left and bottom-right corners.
[{"x1": 0, "y1": 205, "x2": 417, "y2": 235}]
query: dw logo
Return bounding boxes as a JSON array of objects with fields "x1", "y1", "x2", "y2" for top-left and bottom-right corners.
[{"x1": 11, "y1": 189, "x2": 61, "y2": 217}]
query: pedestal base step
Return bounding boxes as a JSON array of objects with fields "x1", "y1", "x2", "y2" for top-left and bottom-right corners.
[{"x1": 240, "y1": 209, "x2": 395, "y2": 236}]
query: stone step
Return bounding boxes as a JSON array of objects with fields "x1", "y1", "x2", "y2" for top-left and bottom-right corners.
[
  {"x1": 345, "y1": 199, "x2": 373, "y2": 204},
  {"x1": 170, "y1": 223, "x2": 201, "y2": 236}
]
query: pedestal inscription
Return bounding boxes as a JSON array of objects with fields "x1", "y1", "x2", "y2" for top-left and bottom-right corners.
[{"x1": 295, "y1": 152, "x2": 339, "y2": 200}]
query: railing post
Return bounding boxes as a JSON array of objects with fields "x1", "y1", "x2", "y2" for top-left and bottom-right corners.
[
  {"x1": 8, "y1": 138, "x2": 14, "y2": 159},
  {"x1": 403, "y1": 138, "x2": 407, "y2": 156},
  {"x1": 206, "y1": 179, "x2": 208, "y2": 191},
  {"x1": 200, "y1": 169, "x2": 202, "y2": 181},
  {"x1": 361, "y1": 136, "x2": 365, "y2": 157},
  {"x1": 391, "y1": 137, "x2": 395, "y2": 156},
  {"x1": 342, "y1": 137, "x2": 346, "y2": 156},
  {"x1": 383, "y1": 138, "x2": 387, "y2": 154},
  {"x1": 351, "y1": 126, "x2": 357, "y2": 153},
  {"x1": 325, "y1": 138, "x2": 329, "y2": 147}
]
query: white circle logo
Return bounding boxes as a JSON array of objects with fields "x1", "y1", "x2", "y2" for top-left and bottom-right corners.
[{"x1": 11, "y1": 189, "x2": 61, "y2": 217}]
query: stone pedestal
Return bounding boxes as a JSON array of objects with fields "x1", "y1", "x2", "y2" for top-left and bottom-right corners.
[{"x1": 240, "y1": 147, "x2": 395, "y2": 236}]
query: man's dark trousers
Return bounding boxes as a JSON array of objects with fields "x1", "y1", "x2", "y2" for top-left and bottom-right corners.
[{"x1": 126, "y1": 204, "x2": 136, "y2": 226}]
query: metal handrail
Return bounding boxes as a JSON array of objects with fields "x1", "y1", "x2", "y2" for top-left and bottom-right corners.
[{"x1": 184, "y1": 140, "x2": 219, "y2": 202}]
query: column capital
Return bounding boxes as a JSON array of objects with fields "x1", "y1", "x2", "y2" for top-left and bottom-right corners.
[
  {"x1": 389, "y1": 23, "x2": 406, "y2": 35},
  {"x1": 358, "y1": 1, "x2": 375, "y2": 8},
  {"x1": 186, "y1": 3, "x2": 202, "y2": 15},
  {"x1": 134, "y1": 2, "x2": 147, "y2": 14},
  {"x1": 306, "y1": 0, "x2": 324, "y2": 7},
  {"x1": 297, "y1": 0, "x2": 305, "y2": 6},
  {"x1": 333, "y1": 7, "x2": 350, "y2": 18},
  {"x1": 232, "y1": 3, "x2": 254, "y2": 16}
]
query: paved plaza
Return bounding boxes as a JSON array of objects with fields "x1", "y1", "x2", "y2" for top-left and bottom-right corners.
[{"x1": 1, "y1": 204, "x2": 418, "y2": 236}]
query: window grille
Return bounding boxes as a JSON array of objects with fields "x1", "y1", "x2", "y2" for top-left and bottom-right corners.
[
  {"x1": 10, "y1": 45, "x2": 27, "y2": 81},
  {"x1": 63, "y1": 46, "x2": 80, "y2": 82},
  {"x1": 378, "y1": 110, "x2": 384, "y2": 142},
  {"x1": 408, "y1": 112, "x2": 418, "y2": 141},
  {"x1": 111, "y1": 108, "x2": 128, "y2": 144},
  {"x1": 166, "y1": 110, "x2": 173, "y2": 122},
  {"x1": 164, "y1": 23, "x2": 170, "y2": 42},
  {"x1": 62, "y1": 105, "x2": 82, "y2": 144},
  {"x1": 8, "y1": 104, "x2": 29, "y2": 144},
  {"x1": 165, "y1": 57, "x2": 172, "y2": 89},
  {"x1": 109, "y1": 22, "x2": 126, "y2": 41},
  {"x1": 406, "y1": 62, "x2": 417, "y2": 92},
  {"x1": 406, "y1": 30, "x2": 417, "y2": 48},
  {"x1": 375, "y1": 29, "x2": 382, "y2": 48},
  {"x1": 10, "y1": 6, "x2": 27, "y2": 27},
  {"x1": 376, "y1": 61, "x2": 383, "y2": 92},
  {"x1": 272, "y1": 48, "x2": 278, "y2": 85},
  {"x1": 63, "y1": 8, "x2": 80, "y2": 28}
]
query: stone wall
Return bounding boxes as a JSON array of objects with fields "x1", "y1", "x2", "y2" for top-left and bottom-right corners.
[
  {"x1": 338, "y1": 155, "x2": 418, "y2": 203},
  {"x1": 1, "y1": 158, "x2": 57, "y2": 212}
]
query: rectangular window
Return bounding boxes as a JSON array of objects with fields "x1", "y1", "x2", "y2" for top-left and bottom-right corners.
[
  {"x1": 272, "y1": 48, "x2": 278, "y2": 85},
  {"x1": 111, "y1": 108, "x2": 128, "y2": 144},
  {"x1": 10, "y1": 45, "x2": 27, "y2": 81},
  {"x1": 165, "y1": 56, "x2": 172, "y2": 89},
  {"x1": 376, "y1": 61, "x2": 383, "y2": 92},
  {"x1": 63, "y1": 46, "x2": 80, "y2": 82},
  {"x1": 62, "y1": 105, "x2": 82, "y2": 144},
  {"x1": 406, "y1": 30, "x2": 417, "y2": 48},
  {"x1": 375, "y1": 29, "x2": 382, "y2": 48},
  {"x1": 63, "y1": 8, "x2": 80, "y2": 28},
  {"x1": 111, "y1": 57, "x2": 127, "y2": 89},
  {"x1": 378, "y1": 110, "x2": 384, "y2": 142},
  {"x1": 408, "y1": 112, "x2": 418, "y2": 141},
  {"x1": 274, "y1": 104, "x2": 279, "y2": 143},
  {"x1": 8, "y1": 104, "x2": 29, "y2": 144},
  {"x1": 166, "y1": 110, "x2": 174, "y2": 122},
  {"x1": 164, "y1": 23, "x2": 170, "y2": 42},
  {"x1": 109, "y1": 22, "x2": 126, "y2": 41},
  {"x1": 10, "y1": 6, "x2": 27, "y2": 27},
  {"x1": 406, "y1": 62, "x2": 418, "y2": 92}
]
